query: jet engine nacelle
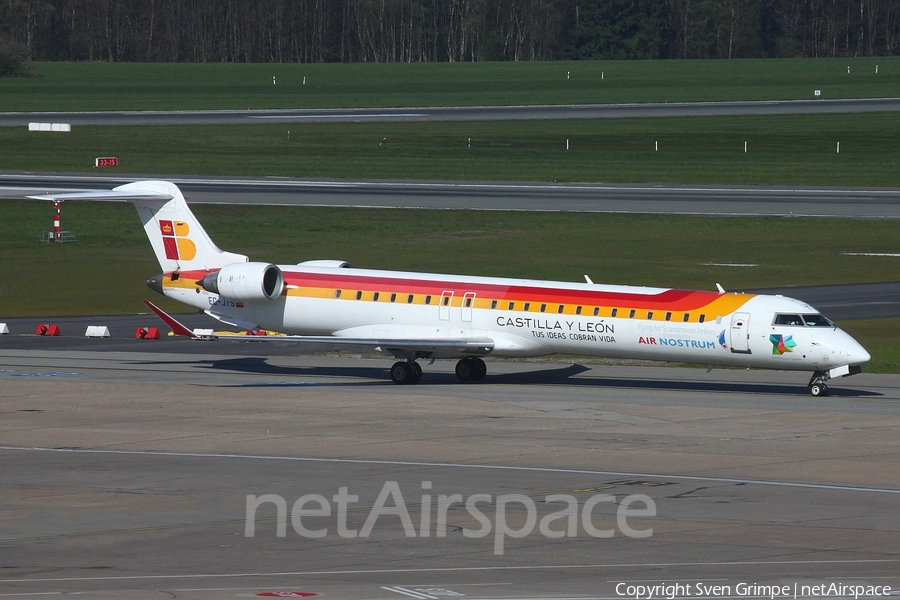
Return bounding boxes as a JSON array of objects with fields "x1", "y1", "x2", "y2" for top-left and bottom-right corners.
[{"x1": 200, "y1": 262, "x2": 285, "y2": 301}]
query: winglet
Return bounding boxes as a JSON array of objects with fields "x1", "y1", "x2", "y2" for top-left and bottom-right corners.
[{"x1": 143, "y1": 300, "x2": 198, "y2": 338}]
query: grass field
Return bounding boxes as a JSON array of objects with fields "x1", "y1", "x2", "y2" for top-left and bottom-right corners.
[
  {"x1": 2, "y1": 58, "x2": 897, "y2": 372},
  {"x1": 1, "y1": 58, "x2": 898, "y2": 112},
  {"x1": 3, "y1": 112, "x2": 900, "y2": 185},
  {"x1": 840, "y1": 319, "x2": 900, "y2": 374},
  {"x1": 2, "y1": 201, "x2": 897, "y2": 311}
]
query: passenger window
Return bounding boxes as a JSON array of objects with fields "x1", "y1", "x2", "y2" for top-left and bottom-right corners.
[
  {"x1": 508, "y1": 301, "x2": 515, "y2": 310},
  {"x1": 540, "y1": 303, "x2": 546, "y2": 312},
  {"x1": 442, "y1": 296, "x2": 450, "y2": 306},
  {"x1": 425, "y1": 295, "x2": 432, "y2": 305},
  {"x1": 647, "y1": 311, "x2": 653, "y2": 319},
  {"x1": 491, "y1": 300, "x2": 497, "y2": 309},
  {"x1": 465, "y1": 298, "x2": 472, "y2": 307},
  {"x1": 557, "y1": 305, "x2": 564, "y2": 314},
  {"x1": 576, "y1": 306, "x2": 582, "y2": 315},
  {"x1": 683, "y1": 313, "x2": 690, "y2": 322},
  {"x1": 629, "y1": 309, "x2": 636, "y2": 318},
  {"x1": 665, "y1": 312, "x2": 671, "y2": 321},
  {"x1": 611, "y1": 308, "x2": 618, "y2": 317},
  {"x1": 407, "y1": 294, "x2": 414, "y2": 303},
  {"x1": 390, "y1": 293, "x2": 396, "y2": 302},
  {"x1": 334, "y1": 290, "x2": 341, "y2": 299},
  {"x1": 699, "y1": 314, "x2": 705, "y2": 323},
  {"x1": 524, "y1": 302, "x2": 531, "y2": 311},
  {"x1": 373, "y1": 292, "x2": 380, "y2": 301},
  {"x1": 356, "y1": 291, "x2": 362, "y2": 300},
  {"x1": 593, "y1": 307, "x2": 599, "y2": 316},
  {"x1": 774, "y1": 314, "x2": 803, "y2": 326}
]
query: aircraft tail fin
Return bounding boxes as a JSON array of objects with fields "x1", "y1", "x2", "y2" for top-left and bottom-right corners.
[{"x1": 28, "y1": 181, "x2": 247, "y2": 272}]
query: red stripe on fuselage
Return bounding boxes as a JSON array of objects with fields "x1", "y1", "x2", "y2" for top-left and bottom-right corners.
[{"x1": 282, "y1": 271, "x2": 718, "y2": 311}]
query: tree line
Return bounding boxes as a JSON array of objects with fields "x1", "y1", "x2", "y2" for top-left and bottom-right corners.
[{"x1": 1, "y1": 0, "x2": 899, "y2": 66}]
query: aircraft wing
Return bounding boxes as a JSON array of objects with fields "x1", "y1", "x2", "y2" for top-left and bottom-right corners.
[
  {"x1": 234, "y1": 334, "x2": 495, "y2": 356},
  {"x1": 144, "y1": 301, "x2": 493, "y2": 356}
]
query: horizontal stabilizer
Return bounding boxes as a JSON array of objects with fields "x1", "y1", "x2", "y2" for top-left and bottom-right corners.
[{"x1": 27, "y1": 190, "x2": 173, "y2": 202}]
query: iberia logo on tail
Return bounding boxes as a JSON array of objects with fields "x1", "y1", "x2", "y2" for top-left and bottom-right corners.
[{"x1": 159, "y1": 220, "x2": 196, "y2": 261}]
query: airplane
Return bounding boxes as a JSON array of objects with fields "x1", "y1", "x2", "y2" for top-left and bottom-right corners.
[{"x1": 29, "y1": 180, "x2": 870, "y2": 396}]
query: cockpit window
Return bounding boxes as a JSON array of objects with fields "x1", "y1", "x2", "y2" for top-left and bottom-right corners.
[
  {"x1": 774, "y1": 314, "x2": 803, "y2": 326},
  {"x1": 801, "y1": 314, "x2": 833, "y2": 327}
]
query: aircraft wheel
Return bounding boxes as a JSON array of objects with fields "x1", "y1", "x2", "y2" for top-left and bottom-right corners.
[
  {"x1": 410, "y1": 361, "x2": 423, "y2": 383},
  {"x1": 810, "y1": 383, "x2": 828, "y2": 397},
  {"x1": 390, "y1": 361, "x2": 411, "y2": 384},
  {"x1": 472, "y1": 357, "x2": 487, "y2": 380},
  {"x1": 456, "y1": 357, "x2": 486, "y2": 382},
  {"x1": 455, "y1": 358, "x2": 474, "y2": 381}
]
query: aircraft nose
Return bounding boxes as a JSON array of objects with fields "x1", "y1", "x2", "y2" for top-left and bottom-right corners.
[
  {"x1": 834, "y1": 329, "x2": 871, "y2": 365},
  {"x1": 847, "y1": 342, "x2": 871, "y2": 365}
]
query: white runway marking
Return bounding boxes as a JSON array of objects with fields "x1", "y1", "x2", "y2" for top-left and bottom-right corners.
[
  {"x1": 2, "y1": 559, "x2": 897, "y2": 584},
  {"x1": 2, "y1": 446, "x2": 899, "y2": 495},
  {"x1": 383, "y1": 586, "x2": 440, "y2": 599}
]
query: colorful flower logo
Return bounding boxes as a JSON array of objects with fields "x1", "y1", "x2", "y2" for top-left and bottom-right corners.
[
  {"x1": 718, "y1": 330, "x2": 728, "y2": 349},
  {"x1": 769, "y1": 334, "x2": 797, "y2": 355}
]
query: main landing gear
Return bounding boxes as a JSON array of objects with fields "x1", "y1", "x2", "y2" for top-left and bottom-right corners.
[
  {"x1": 455, "y1": 357, "x2": 487, "y2": 382},
  {"x1": 389, "y1": 357, "x2": 487, "y2": 384},
  {"x1": 390, "y1": 360, "x2": 422, "y2": 384},
  {"x1": 808, "y1": 370, "x2": 829, "y2": 397}
]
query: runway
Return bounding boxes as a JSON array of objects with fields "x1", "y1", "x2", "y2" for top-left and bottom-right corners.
[
  {"x1": 1, "y1": 347, "x2": 898, "y2": 599},
  {"x1": 3, "y1": 172, "x2": 900, "y2": 218},
  {"x1": 2, "y1": 97, "x2": 900, "y2": 127}
]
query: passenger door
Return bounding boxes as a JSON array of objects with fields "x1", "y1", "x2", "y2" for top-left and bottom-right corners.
[
  {"x1": 439, "y1": 291, "x2": 453, "y2": 321},
  {"x1": 730, "y1": 312, "x2": 751, "y2": 354}
]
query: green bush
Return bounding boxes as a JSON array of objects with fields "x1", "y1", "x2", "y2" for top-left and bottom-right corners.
[{"x1": 0, "y1": 38, "x2": 29, "y2": 77}]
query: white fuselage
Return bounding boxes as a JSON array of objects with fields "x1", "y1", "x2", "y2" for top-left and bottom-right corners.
[{"x1": 161, "y1": 263, "x2": 870, "y2": 373}]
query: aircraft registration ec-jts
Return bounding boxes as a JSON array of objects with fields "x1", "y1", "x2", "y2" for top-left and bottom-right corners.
[{"x1": 31, "y1": 181, "x2": 871, "y2": 396}]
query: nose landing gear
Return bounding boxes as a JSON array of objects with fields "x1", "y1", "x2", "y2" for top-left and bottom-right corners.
[{"x1": 808, "y1": 371, "x2": 829, "y2": 397}]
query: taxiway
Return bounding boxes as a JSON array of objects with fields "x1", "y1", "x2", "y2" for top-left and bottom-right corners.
[{"x1": 0, "y1": 347, "x2": 898, "y2": 599}]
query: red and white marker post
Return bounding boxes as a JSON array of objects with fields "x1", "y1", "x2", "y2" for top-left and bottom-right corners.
[{"x1": 53, "y1": 201, "x2": 61, "y2": 244}]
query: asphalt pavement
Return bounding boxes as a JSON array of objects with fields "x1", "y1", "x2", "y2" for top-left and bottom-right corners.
[
  {"x1": 2, "y1": 97, "x2": 900, "y2": 126},
  {"x1": 3, "y1": 173, "x2": 900, "y2": 218}
]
